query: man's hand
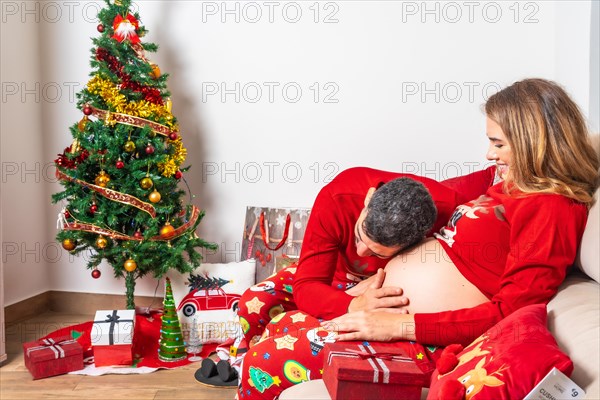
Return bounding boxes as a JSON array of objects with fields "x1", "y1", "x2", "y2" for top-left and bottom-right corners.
[
  {"x1": 321, "y1": 309, "x2": 416, "y2": 342},
  {"x1": 346, "y1": 269, "x2": 409, "y2": 312}
]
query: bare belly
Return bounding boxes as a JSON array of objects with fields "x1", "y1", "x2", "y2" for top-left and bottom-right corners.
[{"x1": 382, "y1": 238, "x2": 489, "y2": 314}]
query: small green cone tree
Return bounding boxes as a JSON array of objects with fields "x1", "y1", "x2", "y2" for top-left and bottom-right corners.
[
  {"x1": 158, "y1": 277, "x2": 187, "y2": 362},
  {"x1": 51, "y1": 0, "x2": 216, "y2": 309}
]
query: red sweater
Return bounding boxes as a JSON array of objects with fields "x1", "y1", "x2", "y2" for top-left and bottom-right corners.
[
  {"x1": 294, "y1": 167, "x2": 494, "y2": 318},
  {"x1": 417, "y1": 183, "x2": 588, "y2": 346}
]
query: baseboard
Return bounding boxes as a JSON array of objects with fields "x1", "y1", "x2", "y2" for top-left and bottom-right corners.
[{"x1": 5, "y1": 291, "x2": 163, "y2": 325}]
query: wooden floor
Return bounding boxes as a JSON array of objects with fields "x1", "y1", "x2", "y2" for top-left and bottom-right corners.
[{"x1": 0, "y1": 311, "x2": 237, "y2": 400}]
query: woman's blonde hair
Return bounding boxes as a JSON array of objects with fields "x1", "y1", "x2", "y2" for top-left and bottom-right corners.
[{"x1": 485, "y1": 78, "x2": 599, "y2": 205}]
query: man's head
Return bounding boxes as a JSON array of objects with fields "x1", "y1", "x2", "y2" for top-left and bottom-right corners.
[{"x1": 354, "y1": 178, "x2": 437, "y2": 258}]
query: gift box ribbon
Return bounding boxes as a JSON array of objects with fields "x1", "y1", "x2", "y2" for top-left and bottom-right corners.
[
  {"x1": 26, "y1": 337, "x2": 77, "y2": 359},
  {"x1": 94, "y1": 310, "x2": 134, "y2": 345},
  {"x1": 327, "y1": 344, "x2": 412, "y2": 384}
]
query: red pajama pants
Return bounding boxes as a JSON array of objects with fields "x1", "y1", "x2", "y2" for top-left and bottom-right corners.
[
  {"x1": 237, "y1": 310, "x2": 441, "y2": 400},
  {"x1": 237, "y1": 266, "x2": 441, "y2": 399}
]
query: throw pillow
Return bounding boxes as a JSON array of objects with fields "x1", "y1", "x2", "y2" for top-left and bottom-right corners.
[
  {"x1": 427, "y1": 304, "x2": 573, "y2": 400},
  {"x1": 167, "y1": 259, "x2": 256, "y2": 344}
]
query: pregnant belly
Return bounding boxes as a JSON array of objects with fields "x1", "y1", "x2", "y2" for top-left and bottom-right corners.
[{"x1": 382, "y1": 238, "x2": 489, "y2": 314}]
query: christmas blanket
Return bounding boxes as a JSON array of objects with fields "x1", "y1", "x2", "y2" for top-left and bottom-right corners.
[{"x1": 41, "y1": 311, "x2": 217, "y2": 375}]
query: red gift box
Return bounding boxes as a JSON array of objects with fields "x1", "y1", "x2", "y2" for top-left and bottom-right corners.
[
  {"x1": 92, "y1": 310, "x2": 135, "y2": 366},
  {"x1": 323, "y1": 341, "x2": 429, "y2": 400},
  {"x1": 23, "y1": 335, "x2": 84, "y2": 380}
]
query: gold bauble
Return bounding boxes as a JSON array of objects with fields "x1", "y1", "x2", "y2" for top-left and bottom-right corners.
[
  {"x1": 78, "y1": 116, "x2": 88, "y2": 132},
  {"x1": 94, "y1": 171, "x2": 110, "y2": 187},
  {"x1": 124, "y1": 258, "x2": 137, "y2": 272},
  {"x1": 140, "y1": 177, "x2": 153, "y2": 190},
  {"x1": 62, "y1": 238, "x2": 76, "y2": 251},
  {"x1": 165, "y1": 98, "x2": 172, "y2": 113},
  {"x1": 124, "y1": 140, "x2": 136, "y2": 153},
  {"x1": 95, "y1": 236, "x2": 108, "y2": 249},
  {"x1": 160, "y1": 222, "x2": 175, "y2": 238},
  {"x1": 148, "y1": 189, "x2": 161, "y2": 203},
  {"x1": 150, "y1": 64, "x2": 161, "y2": 79}
]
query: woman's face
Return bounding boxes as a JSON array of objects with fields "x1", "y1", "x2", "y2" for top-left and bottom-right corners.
[{"x1": 485, "y1": 117, "x2": 512, "y2": 180}]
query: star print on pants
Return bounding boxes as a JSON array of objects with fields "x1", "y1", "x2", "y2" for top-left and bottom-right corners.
[
  {"x1": 290, "y1": 313, "x2": 307, "y2": 323},
  {"x1": 416, "y1": 352, "x2": 424, "y2": 360},
  {"x1": 274, "y1": 334, "x2": 298, "y2": 351},
  {"x1": 246, "y1": 296, "x2": 265, "y2": 314}
]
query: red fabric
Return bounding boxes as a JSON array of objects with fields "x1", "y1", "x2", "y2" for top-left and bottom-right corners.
[
  {"x1": 415, "y1": 184, "x2": 588, "y2": 346},
  {"x1": 94, "y1": 344, "x2": 133, "y2": 367},
  {"x1": 23, "y1": 336, "x2": 84, "y2": 379},
  {"x1": 293, "y1": 167, "x2": 488, "y2": 320},
  {"x1": 427, "y1": 304, "x2": 573, "y2": 400},
  {"x1": 41, "y1": 312, "x2": 216, "y2": 369}
]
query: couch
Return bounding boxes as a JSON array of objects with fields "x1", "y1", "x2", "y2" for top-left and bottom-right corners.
[{"x1": 280, "y1": 135, "x2": 600, "y2": 400}]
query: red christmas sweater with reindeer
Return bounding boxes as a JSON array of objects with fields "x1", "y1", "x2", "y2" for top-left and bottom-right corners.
[
  {"x1": 415, "y1": 182, "x2": 588, "y2": 346},
  {"x1": 294, "y1": 166, "x2": 496, "y2": 319}
]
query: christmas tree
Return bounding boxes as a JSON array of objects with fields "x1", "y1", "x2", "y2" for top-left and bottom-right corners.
[
  {"x1": 187, "y1": 273, "x2": 230, "y2": 291},
  {"x1": 158, "y1": 277, "x2": 187, "y2": 362},
  {"x1": 51, "y1": 0, "x2": 216, "y2": 309}
]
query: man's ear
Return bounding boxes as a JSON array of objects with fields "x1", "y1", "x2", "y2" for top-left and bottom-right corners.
[{"x1": 364, "y1": 187, "x2": 376, "y2": 207}]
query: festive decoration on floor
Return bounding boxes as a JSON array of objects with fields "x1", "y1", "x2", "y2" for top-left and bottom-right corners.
[
  {"x1": 51, "y1": 0, "x2": 216, "y2": 309},
  {"x1": 158, "y1": 278, "x2": 187, "y2": 362},
  {"x1": 186, "y1": 317, "x2": 203, "y2": 362}
]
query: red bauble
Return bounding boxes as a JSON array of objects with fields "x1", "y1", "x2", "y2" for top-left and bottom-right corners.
[
  {"x1": 174, "y1": 170, "x2": 182, "y2": 179},
  {"x1": 266, "y1": 253, "x2": 272, "y2": 262},
  {"x1": 169, "y1": 132, "x2": 178, "y2": 140},
  {"x1": 145, "y1": 145, "x2": 155, "y2": 155},
  {"x1": 82, "y1": 105, "x2": 92, "y2": 116},
  {"x1": 90, "y1": 204, "x2": 98, "y2": 214},
  {"x1": 91, "y1": 269, "x2": 101, "y2": 279},
  {"x1": 97, "y1": 24, "x2": 105, "y2": 33},
  {"x1": 116, "y1": 160, "x2": 125, "y2": 169},
  {"x1": 133, "y1": 231, "x2": 143, "y2": 240},
  {"x1": 64, "y1": 210, "x2": 71, "y2": 219}
]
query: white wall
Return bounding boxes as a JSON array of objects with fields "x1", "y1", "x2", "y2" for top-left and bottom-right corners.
[{"x1": 0, "y1": 1, "x2": 595, "y2": 305}]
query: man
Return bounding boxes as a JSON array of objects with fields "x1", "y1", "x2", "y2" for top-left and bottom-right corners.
[{"x1": 238, "y1": 166, "x2": 495, "y2": 343}]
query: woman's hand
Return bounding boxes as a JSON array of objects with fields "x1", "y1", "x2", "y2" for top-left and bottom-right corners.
[
  {"x1": 346, "y1": 269, "x2": 410, "y2": 312},
  {"x1": 321, "y1": 309, "x2": 416, "y2": 342}
]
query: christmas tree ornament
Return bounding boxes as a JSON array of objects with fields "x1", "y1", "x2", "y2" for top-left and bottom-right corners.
[
  {"x1": 158, "y1": 278, "x2": 187, "y2": 362},
  {"x1": 78, "y1": 116, "x2": 88, "y2": 132},
  {"x1": 149, "y1": 189, "x2": 161, "y2": 203},
  {"x1": 160, "y1": 222, "x2": 175, "y2": 238},
  {"x1": 112, "y1": 13, "x2": 140, "y2": 44},
  {"x1": 95, "y1": 235, "x2": 108, "y2": 249},
  {"x1": 165, "y1": 98, "x2": 172, "y2": 112},
  {"x1": 169, "y1": 132, "x2": 178, "y2": 140},
  {"x1": 145, "y1": 144, "x2": 155, "y2": 154},
  {"x1": 116, "y1": 159, "x2": 125, "y2": 169},
  {"x1": 64, "y1": 209, "x2": 71, "y2": 219},
  {"x1": 133, "y1": 230, "x2": 143, "y2": 240},
  {"x1": 124, "y1": 258, "x2": 137, "y2": 272},
  {"x1": 140, "y1": 177, "x2": 153, "y2": 190},
  {"x1": 150, "y1": 64, "x2": 161, "y2": 79},
  {"x1": 174, "y1": 170, "x2": 182, "y2": 179},
  {"x1": 94, "y1": 170, "x2": 110, "y2": 187},
  {"x1": 97, "y1": 24, "x2": 105, "y2": 33},
  {"x1": 62, "y1": 238, "x2": 77, "y2": 251},
  {"x1": 148, "y1": 130, "x2": 157, "y2": 138},
  {"x1": 83, "y1": 105, "x2": 92, "y2": 116},
  {"x1": 124, "y1": 140, "x2": 136, "y2": 152},
  {"x1": 91, "y1": 269, "x2": 101, "y2": 279},
  {"x1": 89, "y1": 203, "x2": 98, "y2": 214}
]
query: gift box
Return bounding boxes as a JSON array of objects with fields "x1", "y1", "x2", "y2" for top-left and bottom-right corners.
[
  {"x1": 23, "y1": 335, "x2": 84, "y2": 379},
  {"x1": 322, "y1": 341, "x2": 429, "y2": 400},
  {"x1": 92, "y1": 309, "x2": 135, "y2": 366}
]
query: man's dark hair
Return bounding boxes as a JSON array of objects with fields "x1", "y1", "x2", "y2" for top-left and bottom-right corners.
[{"x1": 363, "y1": 178, "x2": 437, "y2": 248}]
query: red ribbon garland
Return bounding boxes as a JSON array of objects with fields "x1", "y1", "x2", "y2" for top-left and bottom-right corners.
[{"x1": 259, "y1": 212, "x2": 291, "y2": 251}]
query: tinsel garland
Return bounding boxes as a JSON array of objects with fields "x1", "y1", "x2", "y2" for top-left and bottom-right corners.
[
  {"x1": 88, "y1": 105, "x2": 177, "y2": 137},
  {"x1": 55, "y1": 145, "x2": 89, "y2": 169},
  {"x1": 95, "y1": 48, "x2": 163, "y2": 105},
  {"x1": 62, "y1": 205, "x2": 201, "y2": 242},
  {"x1": 87, "y1": 75, "x2": 176, "y2": 129},
  {"x1": 158, "y1": 138, "x2": 186, "y2": 177},
  {"x1": 56, "y1": 168, "x2": 157, "y2": 218}
]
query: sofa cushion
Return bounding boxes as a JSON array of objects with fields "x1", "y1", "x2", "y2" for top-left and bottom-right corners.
[
  {"x1": 547, "y1": 273, "x2": 600, "y2": 399},
  {"x1": 426, "y1": 304, "x2": 573, "y2": 400},
  {"x1": 576, "y1": 188, "x2": 600, "y2": 283}
]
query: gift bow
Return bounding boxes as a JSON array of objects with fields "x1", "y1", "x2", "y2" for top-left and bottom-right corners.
[
  {"x1": 26, "y1": 337, "x2": 77, "y2": 359},
  {"x1": 345, "y1": 349, "x2": 412, "y2": 362}
]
